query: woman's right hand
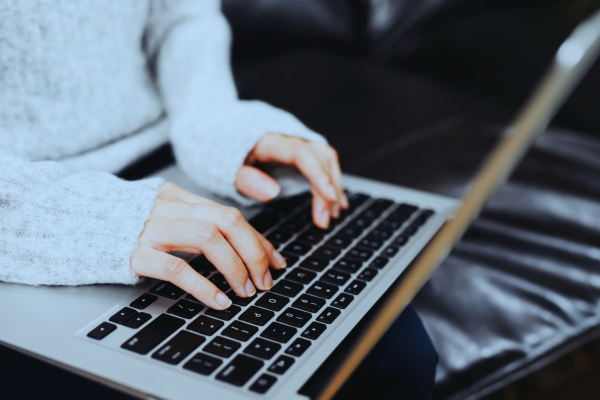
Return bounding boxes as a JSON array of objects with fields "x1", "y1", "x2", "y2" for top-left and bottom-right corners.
[{"x1": 131, "y1": 182, "x2": 287, "y2": 310}]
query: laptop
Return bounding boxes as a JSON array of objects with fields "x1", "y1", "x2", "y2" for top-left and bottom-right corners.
[{"x1": 1, "y1": 9, "x2": 598, "y2": 400}]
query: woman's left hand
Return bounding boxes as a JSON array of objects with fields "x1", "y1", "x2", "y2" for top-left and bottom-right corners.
[{"x1": 235, "y1": 134, "x2": 349, "y2": 229}]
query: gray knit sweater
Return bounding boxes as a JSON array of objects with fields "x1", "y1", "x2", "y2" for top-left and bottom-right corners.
[{"x1": 0, "y1": 0, "x2": 324, "y2": 286}]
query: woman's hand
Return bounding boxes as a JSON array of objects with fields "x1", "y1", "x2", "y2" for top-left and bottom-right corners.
[
  {"x1": 235, "y1": 134, "x2": 349, "y2": 229},
  {"x1": 131, "y1": 182, "x2": 287, "y2": 310}
]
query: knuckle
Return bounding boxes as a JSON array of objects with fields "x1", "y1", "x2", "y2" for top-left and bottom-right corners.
[
  {"x1": 163, "y1": 258, "x2": 189, "y2": 281},
  {"x1": 221, "y1": 207, "x2": 245, "y2": 228},
  {"x1": 193, "y1": 224, "x2": 221, "y2": 246}
]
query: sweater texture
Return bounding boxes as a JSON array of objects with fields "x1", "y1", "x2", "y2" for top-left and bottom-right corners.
[{"x1": 0, "y1": 0, "x2": 325, "y2": 286}]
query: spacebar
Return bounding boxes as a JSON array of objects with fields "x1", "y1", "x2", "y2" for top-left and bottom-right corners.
[{"x1": 121, "y1": 314, "x2": 185, "y2": 355}]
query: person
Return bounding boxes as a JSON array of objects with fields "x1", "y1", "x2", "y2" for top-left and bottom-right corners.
[{"x1": 0, "y1": 1, "x2": 437, "y2": 398}]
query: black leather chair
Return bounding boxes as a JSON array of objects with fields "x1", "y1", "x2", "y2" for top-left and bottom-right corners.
[{"x1": 222, "y1": 1, "x2": 600, "y2": 399}]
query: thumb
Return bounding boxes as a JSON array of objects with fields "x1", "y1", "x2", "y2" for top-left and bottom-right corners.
[{"x1": 235, "y1": 165, "x2": 281, "y2": 201}]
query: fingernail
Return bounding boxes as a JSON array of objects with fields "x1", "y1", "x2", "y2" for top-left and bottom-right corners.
[
  {"x1": 273, "y1": 250, "x2": 287, "y2": 268},
  {"x1": 245, "y1": 278, "x2": 256, "y2": 297},
  {"x1": 319, "y1": 208, "x2": 330, "y2": 228},
  {"x1": 216, "y1": 292, "x2": 232, "y2": 308},
  {"x1": 259, "y1": 180, "x2": 281, "y2": 199},
  {"x1": 341, "y1": 193, "x2": 349, "y2": 208},
  {"x1": 320, "y1": 179, "x2": 338, "y2": 201},
  {"x1": 332, "y1": 203, "x2": 340, "y2": 218},
  {"x1": 263, "y1": 270, "x2": 273, "y2": 290}
]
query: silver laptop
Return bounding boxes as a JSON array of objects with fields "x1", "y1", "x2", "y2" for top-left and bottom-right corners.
[{"x1": 1, "y1": 9, "x2": 599, "y2": 400}]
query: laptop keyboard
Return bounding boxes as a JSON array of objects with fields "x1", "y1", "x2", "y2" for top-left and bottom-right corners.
[{"x1": 85, "y1": 191, "x2": 435, "y2": 394}]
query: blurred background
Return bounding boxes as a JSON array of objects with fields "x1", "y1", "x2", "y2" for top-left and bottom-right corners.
[{"x1": 204, "y1": 1, "x2": 600, "y2": 400}]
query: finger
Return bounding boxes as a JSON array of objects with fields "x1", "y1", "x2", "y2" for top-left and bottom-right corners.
[
  {"x1": 151, "y1": 200, "x2": 272, "y2": 291},
  {"x1": 235, "y1": 165, "x2": 281, "y2": 202},
  {"x1": 158, "y1": 182, "x2": 220, "y2": 206},
  {"x1": 294, "y1": 146, "x2": 339, "y2": 203},
  {"x1": 250, "y1": 225, "x2": 287, "y2": 270},
  {"x1": 140, "y1": 218, "x2": 256, "y2": 298},
  {"x1": 312, "y1": 190, "x2": 330, "y2": 229},
  {"x1": 252, "y1": 135, "x2": 338, "y2": 203},
  {"x1": 132, "y1": 245, "x2": 231, "y2": 310},
  {"x1": 319, "y1": 145, "x2": 349, "y2": 209}
]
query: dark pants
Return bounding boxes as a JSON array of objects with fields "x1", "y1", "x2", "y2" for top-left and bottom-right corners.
[{"x1": 0, "y1": 307, "x2": 436, "y2": 400}]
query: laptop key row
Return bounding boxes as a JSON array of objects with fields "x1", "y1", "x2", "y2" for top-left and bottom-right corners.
[{"x1": 87, "y1": 194, "x2": 436, "y2": 394}]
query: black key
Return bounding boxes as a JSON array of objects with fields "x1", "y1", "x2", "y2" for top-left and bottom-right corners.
[
  {"x1": 313, "y1": 245, "x2": 341, "y2": 260},
  {"x1": 271, "y1": 268, "x2": 286, "y2": 281},
  {"x1": 301, "y1": 322, "x2": 327, "y2": 340},
  {"x1": 358, "y1": 268, "x2": 378, "y2": 282},
  {"x1": 321, "y1": 269, "x2": 351, "y2": 286},
  {"x1": 261, "y1": 322, "x2": 298, "y2": 343},
  {"x1": 205, "y1": 305, "x2": 241, "y2": 321},
  {"x1": 244, "y1": 338, "x2": 281, "y2": 360},
  {"x1": 239, "y1": 306, "x2": 275, "y2": 326},
  {"x1": 167, "y1": 299, "x2": 204, "y2": 319},
  {"x1": 292, "y1": 294, "x2": 325, "y2": 313},
  {"x1": 268, "y1": 355, "x2": 295, "y2": 374},
  {"x1": 358, "y1": 238, "x2": 383, "y2": 250},
  {"x1": 282, "y1": 240, "x2": 312, "y2": 256},
  {"x1": 285, "y1": 338, "x2": 312, "y2": 357},
  {"x1": 209, "y1": 274, "x2": 231, "y2": 292},
  {"x1": 217, "y1": 354, "x2": 264, "y2": 386},
  {"x1": 109, "y1": 307, "x2": 138, "y2": 325},
  {"x1": 124, "y1": 312, "x2": 152, "y2": 329},
  {"x1": 370, "y1": 198, "x2": 394, "y2": 211},
  {"x1": 130, "y1": 293, "x2": 157, "y2": 310},
  {"x1": 347, "y1": 246, "x2": 373, "y2": 261},
  {"x1": 317, "y1": 307, "x2": 341, "y2": 324},
  {"x1": 338, "y1": 226, "x2": 362, "y2": 238},
  {"x1": 150, "y1": 281, "x2": 185, "y2": 300},
  {"x1": 271, "y1": 279, "x2": 303, "y2": 297},
  {"x1": 185, "y1": 294, "x2": 204, "y2": 303},
  {"x1": 204, "y1": 336, "x2": 241, "y2": 358},
  {"x1": 370, "y1": 256, "x2": 389, "y2": 269},
  {"x1": 333, "y1": 258, "x2": 362, "y2": 274},
  {"x1": 230, "y1": 293, "x2": 256, "y2": 307},
  {"x1": 307, "y1": 281, "x2": 338, "y2": 299},
  {"x1": 378, "y1": 219, "x2": 403, "y2": 231},
  {"x1": 281, "y1": 252, "x2": 299, "y2": 268},
  {"x1": 280, "y1": 220, "x2": 306, "y2": 234},
  {"x1": 277, "y1": 308, "x2": 312, "y2": 327},
  {"x1": 422, "y1": 209, "x2": 435, "y2": 218},
  {"x1": 87, "y1": 322, "x2": 117, "y2": 340},
  {"x1": 222, "y1": 321, "x2": 259, "y2": 342},
  {"x1": 266, "y1": 230, "x2": 292, "y2": 245},
  {"x1": 291, "y1": 207, "x2": 312, "y2": 223},
  {"x1": 349, "y1": 193, "x2": 369, "y2": 209},
  {"x1": 411, "y1": 215, "x2": 428, "y2": 227},
  {"x1": 286, "y1": 268, "x2": 316, "y2": 285},
  {"x1": 368, "y1": 229, "x2": 393, "y2": 241},
  {"x1": 394, "y1": 235, "x2": 409, "y2": 246},
  {"x1": 347, "y1": 217, "x2": 372, "y2": 231},
  {"x1": 187, "y1": 315, "x2": 224, "y2": 336},
  {"x1": 249, "y1": 374, "x2": 278, "y2": 394},
  {"x1": 382, "y1": 245, "x2": 400, "y2": 257},
  {"x1": 345, "y1": 280, "x2": 367, "y2": 295},
  {"x1": 326, "y1": 234, "x2": 353, "y2": 249},
  {"x1": 298, "y1": 231, "x2": 324, "y2": 244},
  {"x1": 184, "y1": 353, "x2": 223, "y2": 375},
  {"x1": 300, "y1": 256, "x2": 330, "y2": 272},
  {"x1": 152, "y1": 331, "x2": 206, "y2": 365},
  {"x1": 121, "y1": 314, "x2": 185, "y2": 355},
  {"x1": 359, "y1": 208, "x2": 382, "y2": 220},
  {"x1": 331, "y1": 293, "x2": 354, "y2": 309},
  {"x1": 256, "y1": 293, "x2": 289, "y2": 311},
  {"x1": 403, "y1": 225, "x2": 418, "y2": 236},
  {"x1": 189, "y1": 255, "x2": 216, "y2": 272}
]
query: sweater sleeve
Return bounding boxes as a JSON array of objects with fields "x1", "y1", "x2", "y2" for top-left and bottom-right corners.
[
  {"x1": 146, "y1": 0, "x2": 327, "y2": 206},
  {"x1": 0, "y1": 149, "x2": 163, "y2": 286}
]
